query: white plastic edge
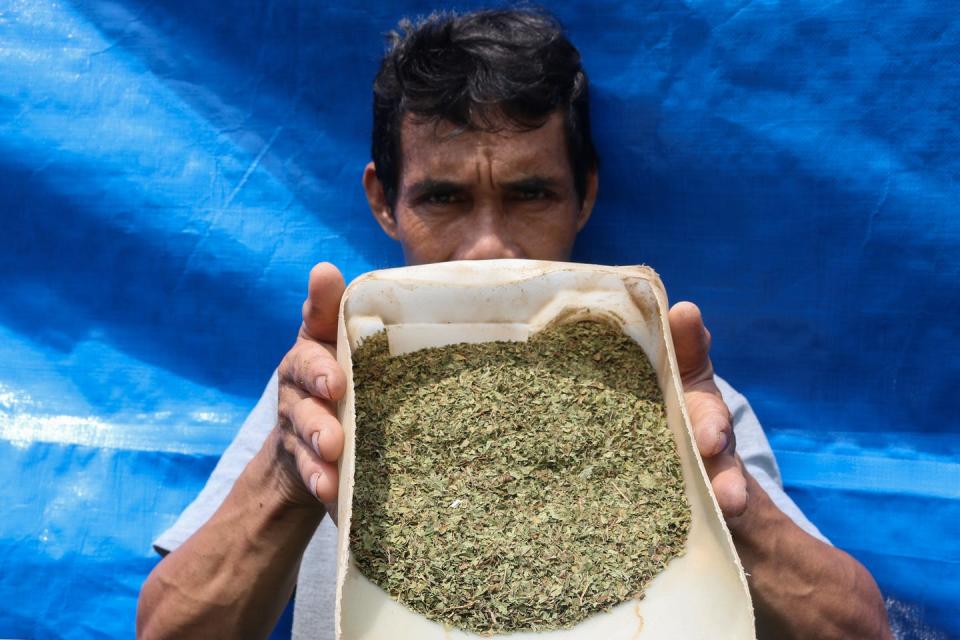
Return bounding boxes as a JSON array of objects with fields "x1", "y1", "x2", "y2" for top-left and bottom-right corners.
[{"x1": 333, "y1": 260, "x2": 755, "y2": 640}]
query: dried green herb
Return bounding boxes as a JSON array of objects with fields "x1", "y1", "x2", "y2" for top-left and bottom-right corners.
[{"x1": 350, "y1": 319, "x2": 690, "y2": 633}]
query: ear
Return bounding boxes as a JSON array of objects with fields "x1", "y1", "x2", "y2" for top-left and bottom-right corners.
[
  {"x1": 576, "y1": 169, "x2": 599, "y2": 232},
  {"x1": 363, "y1": 162, "x2": 400, "y2": 241}
]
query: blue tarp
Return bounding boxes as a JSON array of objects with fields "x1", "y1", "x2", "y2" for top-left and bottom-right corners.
[{"x1": 1, "y1": 1, "x2": 957, "y2": 638}]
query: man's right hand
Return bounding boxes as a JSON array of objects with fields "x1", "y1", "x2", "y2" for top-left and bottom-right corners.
[
  {"x1": 138, "y1": 263, "x2": 350, "y2": 638},
  {"x1": 273, "y1": 262, "x2": 347, "y2": 512}
]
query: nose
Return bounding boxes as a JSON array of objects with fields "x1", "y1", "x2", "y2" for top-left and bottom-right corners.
[{"x1": 455, "y1": 209, "x2": 524, "y2": 260}]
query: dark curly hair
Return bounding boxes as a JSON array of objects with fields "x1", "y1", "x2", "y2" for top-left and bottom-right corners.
[{"x1": 371, "y1": 8, "x2": 599, "y2": 208}]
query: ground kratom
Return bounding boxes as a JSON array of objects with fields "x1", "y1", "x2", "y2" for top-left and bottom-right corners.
[{"x1": 349, "y1": 319, "x2": 691, "y2": 633}]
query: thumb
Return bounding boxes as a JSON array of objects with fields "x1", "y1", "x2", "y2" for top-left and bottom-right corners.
[
  {"x1": 300, "y1": 262, "x2": 346, "y2": 343},
  {"x1": 669, "y1": 301, "x2": 713, "y2": 383}
]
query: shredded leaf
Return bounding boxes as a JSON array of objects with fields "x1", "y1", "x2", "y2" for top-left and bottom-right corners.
[{"x1": 350, "y1": 320, "x2": 691, "y2": 633}]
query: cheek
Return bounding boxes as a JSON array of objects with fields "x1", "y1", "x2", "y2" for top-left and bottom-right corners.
[
  {"x1": 510, "y1": 209, "x2": 580, "y2": 260},
  {"x1": 394, "y1": 210, "x2": 460, "y2": 264}
]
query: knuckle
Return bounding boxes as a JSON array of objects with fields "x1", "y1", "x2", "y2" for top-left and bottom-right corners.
[
  {"x1": 276, "y1": 408, "x2": 298, "y2": 436},
  {"x1": 286, "y1": 398, "x2": 304, "y2": 430},
  {"x1": 309, "y1": 350, "x2": 342, "y2": 381},
  {"x1": 277, "y1": 389, "x2": 294, "y2": 418},
  {"x1": 284, "y1": 344, "x2": 325, "y2": 388},
  {"x1": 300, "y1": 340, "x2": 330, "y2": 362},
  {"x1": 277, "y1": 384, "x2": 304, "y2": 421},
  {"x1": 290, "y1": 397, "x2": 315, "y2": 431},
  {"x1": 274, "y1": 422, "x2": 298, "y2": 458},
  {"x1": 277, "y1": 399, "x2": 292, "y2": 420},
  {"x1": 279, "y1": 343, "x2": 307, "y2": 380}
]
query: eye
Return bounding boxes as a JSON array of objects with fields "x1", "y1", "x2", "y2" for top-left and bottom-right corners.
[
  {"x1": 424, "y1": 192, "x2": 463, "y2": 205},
  {"x1": 413, "y1": 188, "x2": 469, "y2": 208},
  {"x1": 513, "y1": 188, "x2": 555, "y2": 203}
]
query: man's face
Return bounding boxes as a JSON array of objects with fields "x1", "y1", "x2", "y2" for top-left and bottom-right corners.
[{"x1": 364, "y1": 111, "x2": 597, "y2": 264}]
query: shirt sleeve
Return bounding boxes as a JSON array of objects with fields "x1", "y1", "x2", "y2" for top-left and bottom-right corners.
[
  {"x1": 152, "y1": 370, "x2": 279, "y2": 555},
  {"x1": 714, "y1": 374, "x2": 830, "y2": 544}
]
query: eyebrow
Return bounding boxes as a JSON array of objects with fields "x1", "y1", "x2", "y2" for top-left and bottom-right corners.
[
  {"x1": 405, "y1": 175, "x2": 565, "y2": 201},
  {"x1": 405, "y1": 179, "x2": 467, "y2": 202},
  {"x1": 501, "y1": 176, "x2": 564, "y2": 193}
]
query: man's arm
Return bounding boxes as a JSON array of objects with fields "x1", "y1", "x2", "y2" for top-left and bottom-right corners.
[
  {"x1": 137, "y1": 264, "x2": 347, "y2": 639},
  {"x1": 137, "y1": 434, "x2": 324, "y2": 638},
  {"x1": 731, "y1": 471, "x2": 890, "y2": 639},
  {"x1": 669, "y1": 302, "x2": 891, "y2": 640}
]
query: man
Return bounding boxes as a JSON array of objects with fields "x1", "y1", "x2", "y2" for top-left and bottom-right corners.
[{"x1": 137, "y1": 9, "x2": 891, "y2": 639}]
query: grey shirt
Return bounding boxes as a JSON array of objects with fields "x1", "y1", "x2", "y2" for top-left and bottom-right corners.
[{"x1": 154, "y1": 372, "x2": 827, "y2": 640}]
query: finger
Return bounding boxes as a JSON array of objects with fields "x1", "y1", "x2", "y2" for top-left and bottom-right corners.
[
  {"x1": 669, "y1": 301, "x2": 713, "y2": 383},
  {"x1": 705, "y1": 450, "x2": 748, "y2": 519},
  {"x1": 290, "y1": 396, "x2": 345, "y2": 463},
  {"x1": 294, "y1": 444, "x2": 340, "y2": 504},
  {"x1": 686, "y1": 386, "x2": 733, "y2": 457},
  {"x1": 278, "y1": 339, "x2": 346, "y2": 402},
  {"x1": 300, "y1": 263, "x2": 346, "y2": 343},
  {"x1": 278, "y1": 378, "x2": 309, "y2": 428}
]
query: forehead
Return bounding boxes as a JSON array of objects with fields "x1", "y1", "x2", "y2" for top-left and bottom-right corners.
[{"x1": 398, "y1": 111, "x2": 572, "y2": 182}]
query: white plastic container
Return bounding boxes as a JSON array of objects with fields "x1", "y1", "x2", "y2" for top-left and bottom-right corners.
[{"x1": 334, "y1": 260, "x2": 755, "y2": 640}]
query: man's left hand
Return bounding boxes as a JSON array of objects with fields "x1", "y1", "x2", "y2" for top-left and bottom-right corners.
[{"x1": 669, "y1": 301, "x2": 748, "y2": 520}]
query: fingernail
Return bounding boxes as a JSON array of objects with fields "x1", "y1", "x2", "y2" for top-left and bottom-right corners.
[
  {"x1": 716, "y1": 431, "x2": 729, "y2": 455},
  {"x1": 315, "y1": 376, "x2": 329, "y2": 399},
  {"x1": 312, "y1": 430, "x2": 321, "y2": 456},
  {"x1": 309, "y1": 472, "x2": 321, "y2": 501}
]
